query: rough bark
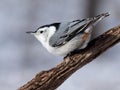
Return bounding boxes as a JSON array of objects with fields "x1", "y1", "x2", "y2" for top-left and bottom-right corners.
[{"x1": 19, "y1": 25, "x2": 120, "y2": 90}]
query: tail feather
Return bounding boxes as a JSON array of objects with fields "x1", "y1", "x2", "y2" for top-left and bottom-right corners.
[
  {"x1": 88, "y1": 12, "x2": 110, "y2": 25},
  {"x1": 75, "y1": 12, "x2": 110, "y2": 34},
  {"x1": 95, "y1": 12, "x2": 110, "y2": 19}
]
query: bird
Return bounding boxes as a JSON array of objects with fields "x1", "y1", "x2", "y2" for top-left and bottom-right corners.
[{"x1": 26, "y1": 12, "x2": 110, "y2": 56}]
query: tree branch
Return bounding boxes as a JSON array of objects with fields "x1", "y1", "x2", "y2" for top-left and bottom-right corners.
[{"x1": 19, "y1": 25, "x2": 120, "y2": 90}]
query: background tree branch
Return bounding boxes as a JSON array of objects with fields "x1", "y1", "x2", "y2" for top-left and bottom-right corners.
[{"x1": 18, "y1": 25, "x2": 120, "y2": 90}]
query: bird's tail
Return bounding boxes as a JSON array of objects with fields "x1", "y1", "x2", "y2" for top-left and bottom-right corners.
[
  {"x1": 73, "y1": 12, "x2": 110, "y2": 34},
  {"x1": 88, "y1": 12, "x2": 110, "y2": 25}
]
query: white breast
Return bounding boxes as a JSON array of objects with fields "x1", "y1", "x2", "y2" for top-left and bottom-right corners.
[{"x1": 44, "y1": 35, "x2": 85, "y2": 56}]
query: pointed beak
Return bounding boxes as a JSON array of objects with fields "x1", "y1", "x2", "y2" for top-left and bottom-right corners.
[{"x1": 26, "y1": 31, "x2": 36, "y2": 35}]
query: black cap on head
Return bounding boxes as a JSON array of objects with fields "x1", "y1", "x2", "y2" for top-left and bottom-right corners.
[
  {"x1": 37, "y1": 23, "x2": 60, "y2": 30},
  {"x1": 49, "y1": 23, "x2": 60, "y2": 30},
  {"x1": 26, "y1": 23, "x2": 60, "y2": 34}
]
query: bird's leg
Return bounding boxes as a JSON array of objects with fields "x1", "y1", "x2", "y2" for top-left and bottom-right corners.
[{"x1": 64, "y1": 49, "x2": 80, "y2": 58}]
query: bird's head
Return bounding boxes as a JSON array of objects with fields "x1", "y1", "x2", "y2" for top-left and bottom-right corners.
[{"x1": 26, "y1": 23, "x2": 60, "y2": 44}]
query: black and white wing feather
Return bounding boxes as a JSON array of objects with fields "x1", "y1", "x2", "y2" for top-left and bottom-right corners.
[{"x1": 49, "y1": 12, "x2": 109, "y2": 47}]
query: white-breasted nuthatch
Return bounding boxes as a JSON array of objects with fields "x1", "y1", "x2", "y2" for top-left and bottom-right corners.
[{"x1": 26, "y1": 12, "x2": 110, "y2": 56}]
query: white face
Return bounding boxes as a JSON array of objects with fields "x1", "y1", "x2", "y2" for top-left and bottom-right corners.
[{"x1": 34, "y1": 26, "x2": 56, "y2": 44}]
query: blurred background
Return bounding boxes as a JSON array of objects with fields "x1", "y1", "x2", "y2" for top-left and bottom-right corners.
[{"x1": 0, "y1": 0, "x2": 120, "y2": 90}]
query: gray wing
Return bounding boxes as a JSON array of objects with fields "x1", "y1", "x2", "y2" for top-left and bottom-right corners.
[
  {"x1": 49, "y1": 12, "x2": 109, "y2": 47},
  {"x1": 49, "y1": 19, "x2": 91, "y2": 47}
]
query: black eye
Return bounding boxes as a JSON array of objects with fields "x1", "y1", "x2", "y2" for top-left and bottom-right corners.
[{"x1": 40, "y1": 31, "x2": 43, "y2": 34}]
